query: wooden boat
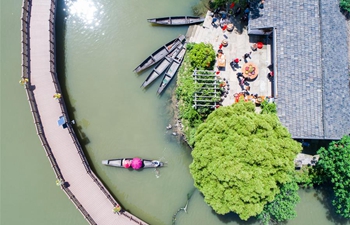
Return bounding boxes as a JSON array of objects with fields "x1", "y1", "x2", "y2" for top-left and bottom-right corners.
[
  {"x1": 147, "y1": 16, "x2": 205, "y2": 26},
  {"x1": 141, "y1": 43, "x2": 184, "y2": 88},
  {"x1": 133, "y1": 34, "x2": 186, "y2": 73},
  {"x1": 102, "y1": 158, "x2": 164, "y2": 170},
  {"x1": 157, "y1": 45, "x2": 187, "y2": 94}
]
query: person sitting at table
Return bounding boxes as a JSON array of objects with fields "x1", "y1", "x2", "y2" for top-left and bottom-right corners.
[
  {"x1": 220, "y1": 18, "x2": 226, "y2": 27},
  {"x1": 232, "y1": 58, "x2": 241, "y2": 68},
  {"x1": 251, "y1": 43, "x2": 258, "y2": 51},
  {"x1": 236, "y1": 72, "x2": 243, "y2": 78},
  {"x1": 211, "y1": 17, "x2": 218, "y2": 26},
  {"x1": 243, "y1": 86, "x2": 250, "y2": 96}
]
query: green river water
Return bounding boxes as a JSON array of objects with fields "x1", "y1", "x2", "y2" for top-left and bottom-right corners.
[{"x1": 1, "y1": 0, "x2": 349, "y2": 225}]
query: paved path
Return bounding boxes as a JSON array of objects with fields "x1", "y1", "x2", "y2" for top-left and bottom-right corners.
[
  {"x1": 186, "y1": 11, "x2": 272, "y2": 106},
  {"x1": 26, "y1": 0, "x2": 147, "y2": 224}
]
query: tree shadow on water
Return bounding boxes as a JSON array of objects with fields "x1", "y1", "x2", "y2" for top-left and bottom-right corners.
[
  {"x1": 314, "y1": 184, "x2": 350, "y2": 225},
  {"x1": 55, "y1": 0, "x2": 95, "y2": 170},
  {"x1": 193, "y1": 192, "x2": 258, "y2": 224},
  {"x1": 212, "y1": 209, "x2": 258, "y2": 225}
]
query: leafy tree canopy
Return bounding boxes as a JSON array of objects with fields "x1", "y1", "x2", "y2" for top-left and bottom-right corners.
[
  {"x1": 189, "y1": 101, "x2": 302, "y2": 220},
  {"x1": 316, "y1": 135, "x2": 350, "y2": 218},
  {"x1": 258, "y1": 181, "x2": 300, "y2": 225},
  {"x1": 260, "y1": 100, "x2": 277, "y2": 114},
  {"x1": 187, "y1": 42, "x2": 216, "y2": 70},
  {"x1": 340, "y1": 0, "x2": 350, "y2": 13}
]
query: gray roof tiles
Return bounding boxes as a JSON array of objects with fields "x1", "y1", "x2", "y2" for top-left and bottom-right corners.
[
  {"x1": 249, "y1": 0, "x2": 350, "y2": 139},
  {"x1": 320, "y1": 0, "x2": 350, "y2": 139}
]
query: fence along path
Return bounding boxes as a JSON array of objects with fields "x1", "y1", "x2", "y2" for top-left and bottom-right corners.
[{"x1": 20, "y1": 0, "x2": 147, "y2": 224}]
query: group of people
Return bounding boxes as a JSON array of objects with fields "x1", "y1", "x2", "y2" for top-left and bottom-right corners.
[
  {"x1": 231, "y1": 49, "x2": 258, "y2": 100},
  {"x1": 234, "y1": 87, "x2": 263, "y2": 105},
  {"x1": 230, "y1": 51, "x2": 251, "y2": 72}
]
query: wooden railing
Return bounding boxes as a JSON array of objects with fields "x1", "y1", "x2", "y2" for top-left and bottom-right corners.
[
  {"x1": 20, "y1": 0, "x2": 97, "y2": 224},
  {"x1": 20, "y1": 1, "x2": 147, "y2": 224}
]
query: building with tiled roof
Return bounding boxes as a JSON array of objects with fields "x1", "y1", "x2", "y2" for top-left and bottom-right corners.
[{"x1": 248, "y1": 0, "x2": 350, "y2": 139}]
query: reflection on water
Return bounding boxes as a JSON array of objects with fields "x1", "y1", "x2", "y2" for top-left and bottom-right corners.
[{"x1": 64, "y1": 0, "x2": 103, "y2": 29}]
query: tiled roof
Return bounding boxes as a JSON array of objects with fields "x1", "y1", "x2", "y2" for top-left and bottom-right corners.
[{"x1": 248, "y1": 0, "x2": 350, "y2": 139}]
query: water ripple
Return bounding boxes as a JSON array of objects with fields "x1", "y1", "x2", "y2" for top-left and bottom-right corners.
[{"x1": 64, "y1": 0, "x2": 104, "y2": 30}]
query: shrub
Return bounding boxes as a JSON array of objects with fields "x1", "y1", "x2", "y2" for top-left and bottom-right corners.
[
  {"x1": 340, "y1": 0, "x2": 350, "y2": 13},
  {"x1": 316, "y1": 135, "x2": 350, "y2": 218},
  {"x1": 188, "y1": 43, "x2": 216, "y2": 70}
]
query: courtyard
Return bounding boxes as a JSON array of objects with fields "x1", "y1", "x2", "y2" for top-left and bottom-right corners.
[{"x1": 186, "y1": 10, "x2": 272, "y2": 107}]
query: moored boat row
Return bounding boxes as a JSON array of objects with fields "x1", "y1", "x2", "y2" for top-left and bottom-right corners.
[
  {"x1": 141, "y1": 42, "x2": 185, "y2": 88},
  {"x1": 157, "y1": 45, "x2": 187, "y2": 94},
  {"x1": 135, "y1": 15, "x2": 193, "y2": 94},
  {"x1": 133, "y1": 34, "x2": 185, "y2": 73}
]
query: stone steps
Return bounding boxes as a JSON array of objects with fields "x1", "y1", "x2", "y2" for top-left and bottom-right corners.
[
  {"x1": 189, "y1": 25, "x2": 199, "y2": 43},
  {"x1": 185, "y1": 25, "x2": 195, "y2": 42}
]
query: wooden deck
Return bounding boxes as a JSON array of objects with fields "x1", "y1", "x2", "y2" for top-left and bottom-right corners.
[{"x1": 20, "y1": 1, "x2": 147, "y2": 224}]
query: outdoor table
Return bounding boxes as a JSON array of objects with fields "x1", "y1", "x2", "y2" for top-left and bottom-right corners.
[
  {"x1": 217, "y1": 53, "x2": 226, "y2": 68},
  {"x1": 242, "y1": 62, "x2": 259, "y2": 80}
]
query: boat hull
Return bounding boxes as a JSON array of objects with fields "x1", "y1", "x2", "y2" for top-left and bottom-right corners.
[
  {"x1": 141, "y1": 43, "x2": 184, "y2": 88},
  {"x1": 147, "y1": 16, "x2": 205, "y2": 26},
  {"x1": 157, "y1": 45, "x2": 187, "y2": 94},
  {"x1": 133, "y1": 35, "x2": 185, "y2": 73},
  {"x1": 102, "y1": 158, "x2": 164, "y2": 169}
]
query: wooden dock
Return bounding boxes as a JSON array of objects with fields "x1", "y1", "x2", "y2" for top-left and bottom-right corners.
[{"x1": 20, "y1": 1, "x2": 147, "y2": 224}]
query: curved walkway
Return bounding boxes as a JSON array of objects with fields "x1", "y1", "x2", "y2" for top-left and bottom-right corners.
[{"x1": 20, "y1": 0, "x2": 147, "y2": 224}]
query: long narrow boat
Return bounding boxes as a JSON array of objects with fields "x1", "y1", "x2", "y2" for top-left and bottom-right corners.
[
  {"x1": 141, "y1": 43, "x2": 184, "y2": 88},
  {"x1": 157, "y1": 45, "x2": 187, "y2": 94},
  {"x1": 133, "y1": 34, "x2": 185, "y2": 73},
  {"x1": 102, "y1": 157, "x2": 164, "y2": 170},
  {"x1": 147, "y1": 16, "x2": 205, "y2": 26}
]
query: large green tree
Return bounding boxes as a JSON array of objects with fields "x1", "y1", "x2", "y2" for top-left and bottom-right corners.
[
  {"x1": 316, "y1": 135, "x2": 350, "y2": 218},
  {"x1": 189, "y1": 101, "x2": 301, "y2": 220}
]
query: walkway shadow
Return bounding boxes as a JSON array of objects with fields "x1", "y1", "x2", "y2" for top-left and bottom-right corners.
[
  {"x1": 314, "y1": 184, "x2": 350, "y2": 225},
  {"x1": 75, "y1": 124, "x2": 91, "y2": 145},
  {"x1": 55, "y1": 0, "x2": 91, "y2": 157}
]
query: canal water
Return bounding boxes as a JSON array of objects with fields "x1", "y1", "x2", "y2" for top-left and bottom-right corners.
[{"x1": 1, "y1": 0, "x2": 349, "y2": 225}]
